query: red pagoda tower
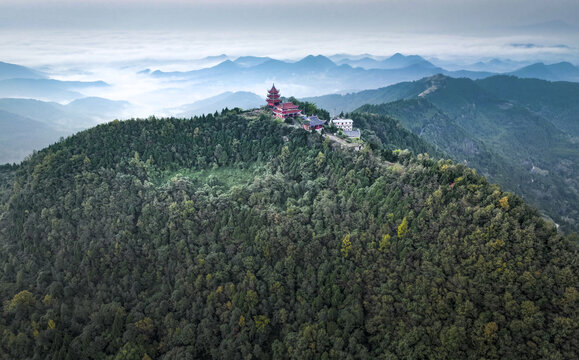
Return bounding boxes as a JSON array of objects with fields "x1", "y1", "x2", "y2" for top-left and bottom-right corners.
[{"x1": 266, "y1": 84, "x2": 281, "y2": 107}]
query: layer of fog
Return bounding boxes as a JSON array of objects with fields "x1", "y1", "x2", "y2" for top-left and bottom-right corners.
[{"x1": 2, "y1": 29, "x2": 578, "y2": 120}]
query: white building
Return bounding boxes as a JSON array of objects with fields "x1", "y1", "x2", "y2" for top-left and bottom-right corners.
[{"x1": 332, "y1": 118, "x2": 353, "y2": 131}]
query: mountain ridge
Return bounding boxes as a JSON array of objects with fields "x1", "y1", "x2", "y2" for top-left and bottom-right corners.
[
  {"x1": 144, "y1": 55, "x2": 579, "y2": 98},
  {"x1": 509, "y1": 62, "x2": 579, "y2": 81},
  {"x1": 0, "y1": 78, "x2": 109, "y2": 102},
  {"x1": 0, "y1": 61, "x2": 46, "y2": 81}
]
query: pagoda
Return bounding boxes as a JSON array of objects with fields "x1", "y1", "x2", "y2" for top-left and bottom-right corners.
[{"x1": 266, "y1": 84, "x2": 281, "y2": 107}]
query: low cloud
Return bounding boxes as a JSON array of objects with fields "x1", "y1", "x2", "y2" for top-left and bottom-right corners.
[
  {"x1": 510, "y1": 43, "x2": 570, "y2": 49},
  {"x1": 1, "y1": 28, "x2": 578, "y2": 117}
]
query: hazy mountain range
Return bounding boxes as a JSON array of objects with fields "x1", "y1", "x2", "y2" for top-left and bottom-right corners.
[
  {"x1": 1, "y1": 54, "x2": 579, "y2": 165},
  {"x1": 0, "y1": 61, "x2": 110, "y2": 102},
  {"x1": 144, "y1": 53, "x2": 579, "y2": 94},
  {"x1": 142, "y1": 54, "x2": 492, "y2": 95}
]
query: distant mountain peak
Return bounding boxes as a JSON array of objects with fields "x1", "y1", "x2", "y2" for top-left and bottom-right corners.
[
  {"x1": 298, "y1": 55, "x2": 334, "y2": 64},
  {"x1": 509, "y1": 61, "x2": 579, "y2": 81},
  {"x1": 295, "y1": 55, "x2": 336, "y2": 70},
  {"x1": 215, "y1": 59, "x2": 238, "y2": 68},
  {"x1": 552, "y1": 61, "x2": 576, "y2": 69},
  {"x1": 388, "y1": 53, "x2": 424, "y2": 60},
  {"x1": 381, "y1": 53, "x2": 429, "y2": 70}
]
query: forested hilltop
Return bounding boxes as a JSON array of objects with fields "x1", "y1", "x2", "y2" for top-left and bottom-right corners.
[{"x1": 0, "y1": 110, "x2": 577, "y2": 359}]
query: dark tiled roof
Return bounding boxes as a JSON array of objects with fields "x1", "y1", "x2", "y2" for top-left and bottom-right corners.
[
  {"x1": 343, "y1": 129, "x2": 360, "y2": 138},
  {"x1": 308, "y1": 116, "x2": 326, "y2": 127}
]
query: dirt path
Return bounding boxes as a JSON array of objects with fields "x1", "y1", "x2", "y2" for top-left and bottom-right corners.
[{"x1": 324, "y1": 133, "x2": 363, "y2": 150}]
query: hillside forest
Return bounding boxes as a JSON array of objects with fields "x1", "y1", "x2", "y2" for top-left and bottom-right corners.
[{"x1": 0, "y1": 111, "x2": 577, "y2": 359}]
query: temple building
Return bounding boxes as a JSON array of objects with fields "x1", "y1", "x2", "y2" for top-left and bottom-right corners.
[
  {"x1": 266, "y1": 84, "x2": 282, "y2": 107},
  {"x1": 266, "y1": 84, "x2": 302, "y2": 119},
  {"x1": 273, "y1": 102, "x2": 302, "y2": 119},
  {"x1": 303, "y1": 115, "x2": 326, "y2": 132}
]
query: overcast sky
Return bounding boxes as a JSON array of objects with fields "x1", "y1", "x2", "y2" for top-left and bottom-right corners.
[
  {"x1": 1, "y1": 0, "x2": 578, "y2": 66},
  {"x1": 1, "y1": 0, "x2": 577, "y2": 31}
]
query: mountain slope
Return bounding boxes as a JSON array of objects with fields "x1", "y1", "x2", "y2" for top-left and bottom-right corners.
[
  {"x1": 0, "y1": 111, "x2": 577, "y2": 359},
  {"x1": 303, "y1": 79, "x2": 430, "y2": 114},
  {"x1": 356, "y1": 99, "x2": 513, "y2": 180},
  {"x1": 0, "y1": 61, "x2": 45, "y2": 80},
  {"x1": 0, "y1": 98, "x2": 98, "y2": 131},
  {"x1": 65, "y1": 97, "x2": 132, "y2": 120},
  {"x1": 0, "y1": 78, "x2": 109, "y2": 102},
  {"x1": 476, "y1": 75, "x2": 579, "y2": 136},
  {"x1": 0, "y1": 110, "x2": 64, "y2": 164},
  {"x1": 418, "y1": 76, "x2": 566, "y2": 155},
  {"x1": 0, "y1": 97, "x2": 131, "y2": 163},
  {"x1": 348, "y1": 75, "x2": 579, "y2": 231}
]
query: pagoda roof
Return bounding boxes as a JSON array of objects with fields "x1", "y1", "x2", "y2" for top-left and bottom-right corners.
[
  {"x1": 268, "y1": 84, "x2": 279, "y2": 93},
  {"x1": 277, "y1": 102, "x2": 299, "y2": 110}
]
